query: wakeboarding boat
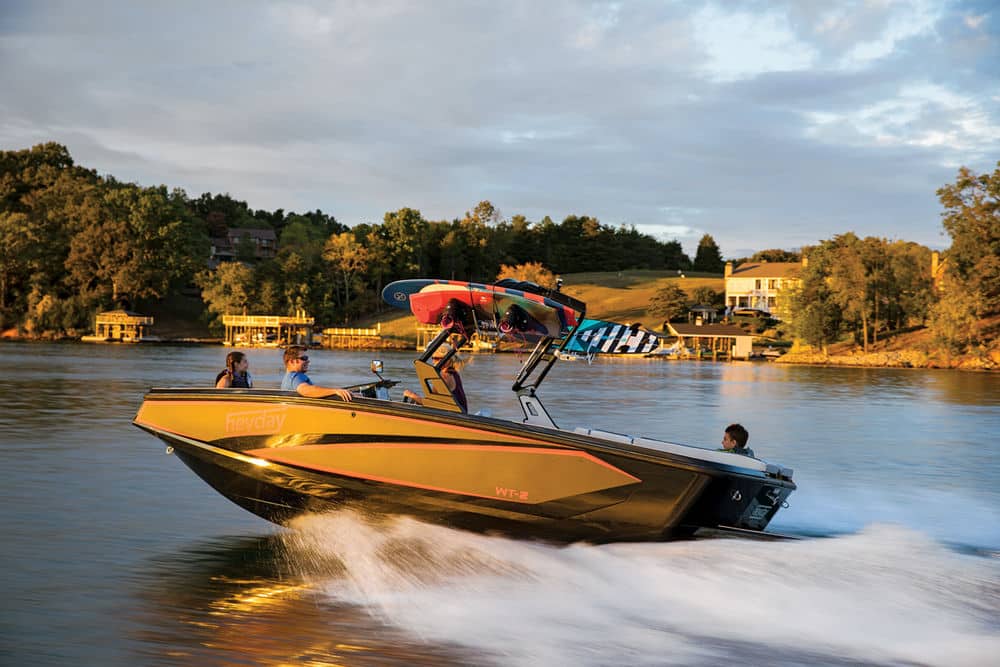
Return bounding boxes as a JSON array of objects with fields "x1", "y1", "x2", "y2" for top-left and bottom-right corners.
[{"x1": 133, "y1": 279, "x2": 795, "y2": 542}]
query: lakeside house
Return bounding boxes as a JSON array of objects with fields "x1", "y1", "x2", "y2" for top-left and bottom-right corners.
[
  {"x1": 209, "y1": 228, "x2": 277, "y2": 267},
  {"x1": 724, "y1": 259, "x2": 806, "y2": 320}
]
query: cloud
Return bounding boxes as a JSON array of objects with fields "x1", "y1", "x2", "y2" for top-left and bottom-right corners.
[{"x1": 0, "y1": 0, "x2": 995, "y2": 255}]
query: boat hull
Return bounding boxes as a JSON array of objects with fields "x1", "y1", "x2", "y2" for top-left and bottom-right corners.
[{"x1": 134, "y1": 389, "x2": 795, "y2": 542}]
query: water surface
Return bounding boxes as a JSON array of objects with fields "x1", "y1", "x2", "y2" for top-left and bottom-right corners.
[{"x1": 1, "y1": 342, "x2": 997, "y2": 665}]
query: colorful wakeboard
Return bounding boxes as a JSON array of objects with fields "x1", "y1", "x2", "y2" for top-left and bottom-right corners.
[
  {"x1": 382, "y1": 279, "x2": 583, "y2": 339},
  {"x1": 563, "y1": 318, "x2": 661, "y2": 356}
]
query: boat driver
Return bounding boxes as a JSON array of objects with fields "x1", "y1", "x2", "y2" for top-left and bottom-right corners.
[
  {"x1": 403, "y1": 343, "x2": 468, "y2": 413},
  {"x1": 720, "y1": 423, "x2": 755, "y2": 457},
  {"x1": 280, "y1": 346, "x2": 353, "y2": 401}
]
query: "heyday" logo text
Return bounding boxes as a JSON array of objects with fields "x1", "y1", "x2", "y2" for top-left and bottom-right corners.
[{"x1": 225, "y1": 407, "x2": 288, "y2": 435}]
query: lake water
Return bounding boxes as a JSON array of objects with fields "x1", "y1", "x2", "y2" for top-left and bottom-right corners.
[{"x1": 1, "y1": 341, "x2": 998, "y2": 666}]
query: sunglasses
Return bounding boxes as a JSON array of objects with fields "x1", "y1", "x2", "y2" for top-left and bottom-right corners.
[{"x1": 296, "y1": 355, "x2": 309, "y2": 362}]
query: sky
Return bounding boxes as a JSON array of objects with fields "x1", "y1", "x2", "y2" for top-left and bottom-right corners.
[{"x1": 1, "y1": 1, "x2": 997, "y2": 259}]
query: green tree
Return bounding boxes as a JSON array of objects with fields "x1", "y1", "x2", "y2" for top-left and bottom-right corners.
[
  {"x1": 662, "y1": 240, "x2": 692, "y2": 270},
  {"x1": 382, "y1": 207, "x2": 428, "y2": 276},
  {"x1": 928, "y1": 274, "x2": 982, "y2": 353},
  {"x1": 503, "y1": 214, "x2": 537, "y2": 265},
  {"x1": 0, "y1": 211, "x2": 38, "y2": 312},
  {"x1": 936, "y1": 162, "x2": 1000, "y2": 315},
  {"x1": 0, "y1": 143, "x2": 99, "y2": 325},
  {"x1": 751, "y1": 248, "x2": 801, "y2": 263},
  {"x1": 439, "y1": 228, "x2": 468, "y2": 280},
  {"x1": 536, "y1": 215, "x2": 558, "y2": 269},
  {"x1": 690, "y1": 286, "x2": 721, "y2": 307},
  {"x1": 648, "y1": 284, "x2": 689, "y2": 322},
  {"x1": 458, "y1": 200, "x2": 505, "y2": 282},
  {"x1": 827, "y1": 233, "x2": 870, "y2": 351},
  {"x1": 495, "y1": 262, "x2": 557, "y2": 288},
  {"x1": 354, "y1": 224, "x2": 392, "y2": 313},
  {"x1": 256, "y1": 279, "x2": 282, "y2": 314},
  {"x1": 190, "y1": 192, "x2": 256, "y2": 236},
  {"x1": 693, "y1": 234, "x2": 724, "y2": 273},
  {"x1": 64, "y1": 183, "x2": 207, "y2": 305},
  {"x1": 322, "y1": 231, "x2": 371, "y2": 312},
  {"x1": 886, "y1": 241, "x2": 933, "y2": 330},
  {"x1": 785, "y1": 243, "x2": 844, "y2": 352},
  {"x1": 195, "y1": 261, "x2": 255, "y2": 328}
]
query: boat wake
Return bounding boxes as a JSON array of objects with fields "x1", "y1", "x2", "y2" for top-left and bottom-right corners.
[{"x1": 282, "y1": 512, "x2": 1000, "y2": 667}]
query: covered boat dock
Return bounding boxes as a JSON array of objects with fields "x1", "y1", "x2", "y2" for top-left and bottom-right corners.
[
  {"x1": 83, "y1": 309, "x2": 154, "y2": 342},
  {"x1": 664, "y1": 322, "x2": 753, "y2": 360},
  {"x1": 222, "y1": 313, "x2": 314, "y2": 347}
]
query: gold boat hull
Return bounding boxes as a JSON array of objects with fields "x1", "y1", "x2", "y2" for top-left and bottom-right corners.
[{"x1": 134, "y1": 389, "x2": 795, "y2": 542}]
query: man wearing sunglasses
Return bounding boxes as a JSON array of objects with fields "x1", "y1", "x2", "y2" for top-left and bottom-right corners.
[{"x1": 280, "y1": 346, "x2": 353, "y2": 401}]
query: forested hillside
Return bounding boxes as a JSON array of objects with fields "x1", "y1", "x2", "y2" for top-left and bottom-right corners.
[
  {"x1": 1, "y1": 143, "x2": 997, "y2": 367},
  {"x1": 1, "y1": 143, "x2": 702, "y2": 336}
]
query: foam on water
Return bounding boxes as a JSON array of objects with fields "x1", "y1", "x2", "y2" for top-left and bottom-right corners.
[
  {"x1": 772, "y1": 478, "x2": 1000, "y2": 550},
  {"x1": 283, "y1": 512, "x2": 1000, "y2": 667}
]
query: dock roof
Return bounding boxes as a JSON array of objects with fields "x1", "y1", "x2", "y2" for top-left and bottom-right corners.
[{"x1": 667, "y1": 322, "x2": 749, "y2": 337}]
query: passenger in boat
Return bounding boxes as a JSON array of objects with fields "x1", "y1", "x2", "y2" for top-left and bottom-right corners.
[
  {"x1": 215, "y1": 351, "x2": 253, "y2": 388},
  {"x1": 720, "y1": 423, "x2": 755, "y2": 457},
  {"x1": 403, "y1": 343, "x2": 468, "y2": 413},
  {"x1": 280, "y1": 346, "x2": 353, "y2": 401}
]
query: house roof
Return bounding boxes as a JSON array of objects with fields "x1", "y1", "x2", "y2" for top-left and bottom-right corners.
[
  {"x1": 667, "y1": 322, "x2": 749, "y2": 337},
  {"x1": 228, "y1": 228, "x2": 276, "y2": 241},
  {"x1": 211, "y1": 228, "x2": 277, "y2": 247},
  {"x1": 729, "y1": 261, "x2": 801, "y2": 278}
]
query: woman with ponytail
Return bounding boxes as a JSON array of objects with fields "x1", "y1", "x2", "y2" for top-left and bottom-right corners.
[{"x1": 215, "y1": 351, "x2": 252, "y2": 388}]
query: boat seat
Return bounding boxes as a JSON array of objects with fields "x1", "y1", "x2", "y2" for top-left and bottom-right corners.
[
  {"x1": 412, "y1": 359, "x2": 463, "y2": 413},
  {"x1": 632, "y1": 437, "x2": 768, "y2": 472},
  {"x1": 572, "y1": 429, "x2": 772, "y2": 474}
]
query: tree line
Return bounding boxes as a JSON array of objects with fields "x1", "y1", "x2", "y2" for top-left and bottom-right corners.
[
  {"x1": 0, "y1": 143, "x2": 715, "y2": 334},
  {"x1": 2, "y1": 143, "x2": 996, "y2": 357},
  {"x1": 782, "y1": 163, "x2": 998, "y2": 355}
]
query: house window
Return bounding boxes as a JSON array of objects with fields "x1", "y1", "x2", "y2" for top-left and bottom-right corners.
[
  {"x1": 768, "y1": 297, "x2": 776, "y2": 308},
  {"x1": 755, "y1": 279, "x2": 762, "y2": 289},
  {"x1": 768, "y1": 279, "x2": 777, "y2": 289}
]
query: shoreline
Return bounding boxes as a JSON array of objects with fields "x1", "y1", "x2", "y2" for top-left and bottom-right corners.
[
  {"x1": 774, "y1": 349, "x2": 999, "y2": 372},
  {"x1": 4, "y1": 334, "x2": 997, "y2": 371}
]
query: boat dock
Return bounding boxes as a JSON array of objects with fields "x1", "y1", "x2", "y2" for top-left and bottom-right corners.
[
  {"x1": 663, "y1": 322, "x2": 753, "y2": 360},
  {"x1": 321, "y1": 324, "x2": 383, "y2": 349},
  {"x1": 222, "y1": 313, "x2": 314, "y2": 347},
  {"x1": 81, "y1": 310, "x2": 155, "y2": 343}
]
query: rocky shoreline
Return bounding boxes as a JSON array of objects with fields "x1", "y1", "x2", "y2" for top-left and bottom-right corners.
[{"x1": 775, "y1": 348, "x2": 999, "y2": 371}]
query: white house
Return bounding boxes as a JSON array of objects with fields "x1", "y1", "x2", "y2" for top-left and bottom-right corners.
[{"x1": 724, "y1": 259, "x2": 805, "y2": 319}]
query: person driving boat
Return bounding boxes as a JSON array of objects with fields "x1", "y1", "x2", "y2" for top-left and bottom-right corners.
[{"x1": 403, "y1": 342, "x2": 468, "y2": 413}]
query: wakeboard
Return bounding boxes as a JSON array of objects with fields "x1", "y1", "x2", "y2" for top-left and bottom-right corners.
[
  {"x1": 563, "y1": 318, "x2": 661, "y2": 356},
  {"x1": 382, "y1": 279, "x2": 582, "y2": 338}
]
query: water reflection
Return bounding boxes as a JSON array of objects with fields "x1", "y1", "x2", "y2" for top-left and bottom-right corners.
[{"x1": 132, "y1": 534, "x2": 474, "y2": 666}]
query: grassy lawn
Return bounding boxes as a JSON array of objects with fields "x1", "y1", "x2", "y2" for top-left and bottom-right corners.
[{"x1": 561, "y1": 270, "x2": 724, "y2": 330}]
